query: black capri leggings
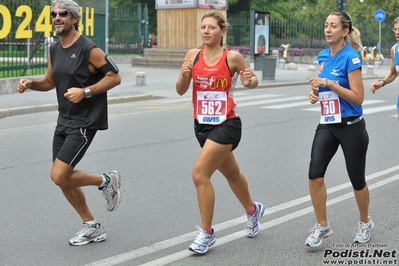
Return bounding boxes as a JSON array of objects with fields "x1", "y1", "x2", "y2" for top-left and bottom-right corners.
[{"x1": 308, "y1": 118, "x2": 369, "y2": 190}]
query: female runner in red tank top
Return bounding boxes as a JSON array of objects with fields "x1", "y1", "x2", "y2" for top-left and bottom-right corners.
[{"x1": 176, "y1": 10, "x2": 266, "y2": 254}]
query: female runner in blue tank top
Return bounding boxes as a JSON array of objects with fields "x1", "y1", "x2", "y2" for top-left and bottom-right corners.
[
  {"x1": 305, "y1": 11, "x2": 374, "y2": 248},
  {"x1": 370, "y1": 16, "x2": 399, "y2": 115}
]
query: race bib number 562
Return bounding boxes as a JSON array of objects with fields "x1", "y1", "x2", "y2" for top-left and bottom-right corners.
[{"x1": 196, "y1": 91, "x2": 227, "y2": 124}]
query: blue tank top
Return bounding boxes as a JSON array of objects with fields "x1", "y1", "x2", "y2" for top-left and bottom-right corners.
[
  {"x1": 317, "y1": 44, "x2": 363, "y2": 117},
  {"x1": 394, "y1": 43, "x2": 399, "y2": 74}
]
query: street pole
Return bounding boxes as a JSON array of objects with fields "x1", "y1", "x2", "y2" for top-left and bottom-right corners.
[
  {"x1": 378, "y1": 21, "x2": 381, "y2": 68},
  {"x1": 374, "y1": 9, "x2": 385, "y2": 68},
  {"x1": 337, "y1": 0, "x2": 342, "y2": 11},
  {"x1": 144, "y1": 4, "x2": 148, "y2": 49},
  {"x1": 105, "y1": 0, "x2": 109, "y2": 54},
  {"x1": 137, "y1": 4, "x2": 142, "y2": 55}
]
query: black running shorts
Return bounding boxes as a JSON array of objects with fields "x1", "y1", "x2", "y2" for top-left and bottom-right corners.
[
  {"x1": 194, "y1": 117, "x2": 242, "y2": 151},
  {"x1": 52, "y1": 125, "x2": 97, "y2": 167}
]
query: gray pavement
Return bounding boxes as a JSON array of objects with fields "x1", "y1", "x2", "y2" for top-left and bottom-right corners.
[{"x1": 0, "y1": 61, "x2": 389, "y2": 118}]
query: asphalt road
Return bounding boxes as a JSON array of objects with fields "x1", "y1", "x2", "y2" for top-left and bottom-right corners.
[{"x1": 0, "y1": 80, "x2": 398, "y2": 266}]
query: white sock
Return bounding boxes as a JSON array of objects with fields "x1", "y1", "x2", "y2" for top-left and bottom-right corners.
[
  {"x1": 99, "y1": 174, "x2": 108, "y2": 188},
  {"x1": 85, "y1": 220, "x2": 96, "y2": 227}
]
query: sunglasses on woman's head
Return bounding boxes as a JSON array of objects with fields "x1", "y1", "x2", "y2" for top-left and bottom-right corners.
[{"x1": 51, "y1": 10, "x2": 70, "y2": 19}]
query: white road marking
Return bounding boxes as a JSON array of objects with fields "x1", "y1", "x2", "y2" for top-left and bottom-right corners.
[
  {"x1": 302, "y1": 100, "x2": 387, "y2": 112},
  {"x1": 363, "y1": 105, "x2": 397, "y2": 114},
  {"x1": 159, "y1": 94, "x2": 282, "y2": 104},
  {"x1": 138, "y1": 174, "x2": 399, "y2": 266},
  {"x1": 237, "y1": 96, "x2": 308, "y2": 107},
  {"x1": 263, "y1": 101, "x2": 312, "y2": 109},
  {"x1": 85, "y1": 164, "x2": 399, "y2": 266}
]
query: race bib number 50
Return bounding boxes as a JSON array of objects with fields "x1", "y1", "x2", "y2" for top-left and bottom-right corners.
[
  {"x1": 196, "y1": 91, "x2": 227, "y2": 124},
  {"x1": 319, "y1": 91, "x2": 341, "y2": 124}
]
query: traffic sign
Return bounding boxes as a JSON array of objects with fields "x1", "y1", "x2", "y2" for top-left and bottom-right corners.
[{"x1": 374, "y1": 9, "x2": 386, "y2": 22}]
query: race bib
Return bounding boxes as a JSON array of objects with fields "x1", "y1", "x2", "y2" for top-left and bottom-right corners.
[
  {"x1": 196, "y1": 91, "x2": 227, "y2": 124},
  {"x1": 319, "y1": 91, "x2": 341, "y2": 124}
]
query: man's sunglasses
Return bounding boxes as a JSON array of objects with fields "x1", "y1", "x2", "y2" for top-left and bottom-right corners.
[{"x1": 51, "y1": 10, "x2": 70, "y2": 19}]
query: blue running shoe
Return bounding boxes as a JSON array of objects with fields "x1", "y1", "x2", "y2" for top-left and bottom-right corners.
[
  {"x1": 246, "y1": 202, "x2": 266, "y2": 238},
  {"x1": 188, "y1": 226, "x2": 216, "y2": 254},
  {"x1": 305, "y1": 222, "x2": 332, "y2": 247},
  {"x1": 353, "y1": 216, "x2": 374, "y2": 243}
]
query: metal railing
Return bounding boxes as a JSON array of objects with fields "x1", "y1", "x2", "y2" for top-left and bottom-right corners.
[{"x1": 1, "y1": 4, "x2": 395, "y2": 78}]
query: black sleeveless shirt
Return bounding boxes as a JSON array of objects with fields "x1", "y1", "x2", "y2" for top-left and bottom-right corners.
[{"x1": 50, "y1": 35, "x2": 108, "y2": 130}]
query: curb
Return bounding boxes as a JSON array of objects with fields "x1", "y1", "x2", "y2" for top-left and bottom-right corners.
[
  {"x1": 0, "y1": 94, "x2": 154, "y2": 119},
  {"x1": 0, "y1": 76, "x2": 384, "y2": 119},
  {"x1": 107, "y1": 94, "x2": 154, "y2": 104},
  {"x1": 0, "y1": 104, "x2": 58, "y2": 119}
]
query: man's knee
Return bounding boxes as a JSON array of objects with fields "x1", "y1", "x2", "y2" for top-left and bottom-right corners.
[
  {"x1": 51, "y1": 168, "x2": 66, "y2": 187},
  {"x1": 50, "y1": 160, "x2": 73, "y2": 187}
]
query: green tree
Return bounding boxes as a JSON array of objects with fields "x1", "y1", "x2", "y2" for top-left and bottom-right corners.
[
  {"x1": 244, "y1": 0, "x2": 398, "y2": 51},
  {"x1": 107, "y1": 0, "x2": 398, "y2": 53},
  {"x1": 110, "y1": 0, "x2": 156, "y2": 34},
  {"x1": 341, "y1": 0, "x2": 399, "y2": 51}
]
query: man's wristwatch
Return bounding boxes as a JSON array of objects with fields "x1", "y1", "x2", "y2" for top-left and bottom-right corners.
[
  {"x1": 84, "y1": 87, "x2": 92, "y2": 98},
  {"x1": 378, "y1": 79, "x2": 386, "y2": 87}
]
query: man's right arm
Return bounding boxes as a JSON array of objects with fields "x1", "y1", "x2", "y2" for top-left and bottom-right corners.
[
  {"x1": 370, "y1": 45, "x2": 397, "y2": 93},
  {"x1": 383, "y1": 45, "x2": 398, "y2": 85},
  {"x1": 17, "y1": 60, "x2": 55, "y2": 93}
]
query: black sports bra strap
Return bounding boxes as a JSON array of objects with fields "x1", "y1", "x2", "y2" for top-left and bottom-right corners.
[{"x1": 193, "y1": 51, "x2": 201, "y2": 65}]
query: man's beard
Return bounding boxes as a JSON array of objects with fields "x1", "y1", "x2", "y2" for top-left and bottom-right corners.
[{"x1": 54, "y1": 24, "x2": 71, "y2": 36}]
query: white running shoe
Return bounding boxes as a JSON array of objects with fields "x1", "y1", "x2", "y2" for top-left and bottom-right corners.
[
  {"x1": 101, "y1": 170, "x2": 121, "y2": 212},
  {"x1": 188, "y1": 226, "x2": 216, "y2": 254},
  {"x1": 305, "y1": 221, "x2": 333, "y2": 247},
  {"x1": 353, "y1": 216, "x2": 374, "y2": 243},
  {"x1": 246, "y1": 202, "x2": 266, "y2": 238},
  {"x1": 69, "y1": 223, "x2": 106, "y2": 246}
]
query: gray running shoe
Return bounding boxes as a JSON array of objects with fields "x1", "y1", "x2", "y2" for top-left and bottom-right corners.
[
  {"x1": 101, "y1": 170, "x2": 121, "y2": 212},
  {"x1": 69, "y1": 223, "x2": 106, "y2": 246},
  {"x1": 247, "y1": 202, "x2": 266, "y2": 238}
]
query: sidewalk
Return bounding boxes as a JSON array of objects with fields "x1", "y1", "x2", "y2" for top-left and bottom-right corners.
[{"x1": 0, "y1": 61, "x2": 388, "y2": 118}]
